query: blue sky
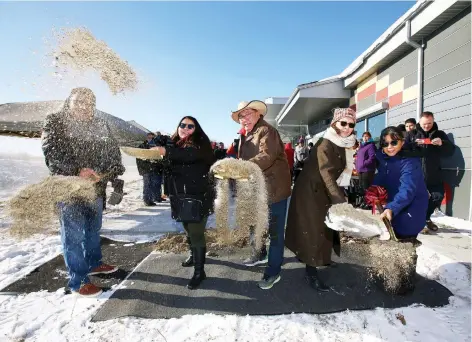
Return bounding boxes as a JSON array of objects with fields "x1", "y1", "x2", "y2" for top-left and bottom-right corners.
[{"x1": 0, "y1": 1, "x2": 414, "y2": 144}]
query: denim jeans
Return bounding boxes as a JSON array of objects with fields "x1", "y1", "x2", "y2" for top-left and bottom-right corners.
[
  {"x1": 265, "y1": 198, "x2": 288, "y2": 277},
  {"x1": 143, "y1": 173, "x2": 162, "y2": 202},
  {"x1": 58, "y1": 198, "x2": 103, "y2": 291}
]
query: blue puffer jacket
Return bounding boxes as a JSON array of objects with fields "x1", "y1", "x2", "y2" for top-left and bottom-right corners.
[{"x1": 373, "y1": 149, "x2": 429, "y2": 237}]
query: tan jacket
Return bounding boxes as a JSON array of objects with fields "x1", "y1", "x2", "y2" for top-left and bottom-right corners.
[{"x1": 238, "y1": 119, "x2": 291, "y2": 204}]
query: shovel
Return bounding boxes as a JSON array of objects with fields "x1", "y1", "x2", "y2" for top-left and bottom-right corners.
[{"x1": 375, "y1": 202, "x2": 422, "y2": 246}]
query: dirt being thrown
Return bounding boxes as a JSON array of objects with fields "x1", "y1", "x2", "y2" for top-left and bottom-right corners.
[
  {"x1": 155, "y1": 228, "x2": 250, "y2": 254},
  {"x1": 6, "y1": 176, "x2": 97, "y2": 239},
  {"x1": 52, "y1": 27, "x2": 138, "y2": 95}
]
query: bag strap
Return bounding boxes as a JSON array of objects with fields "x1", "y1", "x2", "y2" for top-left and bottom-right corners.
[{"x1": 171, "y1": 176, "x2": 179, "y2": 195}]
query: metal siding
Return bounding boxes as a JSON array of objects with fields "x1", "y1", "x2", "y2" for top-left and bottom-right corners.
[
  {"x1": 423, "y1": 78, "x2": 471, "y2": 106},
  {"x1": 426, "y1": 9, "x2": 471, "y2": 48},
  {"x1": 424, "y1": 25, "x2": 471, "y2": 66},
  {"x1": 387, "y1": 99, "x2": 416, "y2": 122},
  {"x1": 386, "y1": 49, "x2": 417, "y2": 84},
  {"x1": 441, "y1": 170, "x2": 471, "y2": 220},
  {"x1": 423, "y1": 60, "x2": 471, "y2": 94},
  {"x1": 404, "y1": 71, "x2": 418, "y2": 89},
  {"x1": 424, "y1": 94, "x2": 471, "y2": 115},
  {"x1": 356, "y1": 94, "x2": 376, "y2": 112},
  {"x1": 450, "y1": 137, "x2": 472, "y2": 150},
  {"x1": 424, "y1": 42, "x2": 471, "y2": 80},
  {"x1": 437, "y1": 114, "x2": 471, "y2": 131},
  {"x1": 424, "y1": 8, "x2": 471, "y2": 96}
]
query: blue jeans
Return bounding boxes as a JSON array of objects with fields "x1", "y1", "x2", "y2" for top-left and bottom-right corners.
[
  {"x1": 265, "y1": 198, "x2": 288, "y2": 277},
  {"x1": 58, "y1": 198, "x2": 103, "y2": 291},
  {"x1": 143, "y1": 173, "x2": 162, "y2": 203}
]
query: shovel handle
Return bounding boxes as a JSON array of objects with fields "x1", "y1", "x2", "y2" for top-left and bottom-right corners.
[{"x1": 375, "y1": 202, "x2": 399, "y2": 242}]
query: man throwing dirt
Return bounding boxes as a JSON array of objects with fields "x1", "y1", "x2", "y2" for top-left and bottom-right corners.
[
  {"x1": 41, "y1": 87, "x2": 125, "y2": 296},
  {"x1": 231, "y1": 100, "x2": 291, "y2": 290}
]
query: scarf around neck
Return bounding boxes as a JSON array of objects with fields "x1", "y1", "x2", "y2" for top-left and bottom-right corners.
[{"x1": 323, "y1": 127, "x2": 357, "y2": 187}]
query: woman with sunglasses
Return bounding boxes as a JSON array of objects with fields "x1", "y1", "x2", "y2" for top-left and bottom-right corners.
[
  {"x1": 369, "y1": 126, "x2": 429, "y2": 239},
  {"x1": 151, "y1": 116, "x2": 215, "y2": 289},
  {"x1": 285, "y1": 108, "x2": 358, "y2": 292}
]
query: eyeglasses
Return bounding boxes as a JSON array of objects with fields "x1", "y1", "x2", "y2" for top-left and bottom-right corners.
[
  {"x1": 179, "y1": 123, "x2": 195, "y2": 130},
  {"x1": 380, "y1": 140, "x2": 400, "y2": 148},
  {"x1": 339, "y1": 121, "x2": 356, "y2": 129},
  {"x1": 238, "y1": 112, "x2": 252, "y2": 120}
]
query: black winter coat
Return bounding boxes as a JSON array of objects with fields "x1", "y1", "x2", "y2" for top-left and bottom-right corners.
[
  {"x1": 165, "y1": 144, "x2": 216, "y2": 221},
  {"x1": 136, "y1": 140, "x2": 163, "y2": 176},
  {"x1": 41, "y1": 111, "x2": 125, "y2": 198},
  {"x1": 405, "y1": 122, "x2": 455, "y2": 186}
]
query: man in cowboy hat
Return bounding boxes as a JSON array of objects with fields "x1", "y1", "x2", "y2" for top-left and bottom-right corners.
[{"x1": 231, "y1": 100, "x2": 292, "y2": 290}]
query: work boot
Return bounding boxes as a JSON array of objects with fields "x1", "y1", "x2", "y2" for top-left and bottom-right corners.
[
  {"x1": 305, "y1": 266, "x2": 330, "y2": 292},
  {"x1": 187, "y1": 247, "x2": 206, "y2": 290},
  {"x1": 181, "y1": 236, "x2": 194, "y2": 267},
  {"x1": 426, "y1": 220, "x2": 439, "y2": 232}
]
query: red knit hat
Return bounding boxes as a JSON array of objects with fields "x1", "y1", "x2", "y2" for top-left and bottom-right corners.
[{"x1": 331, "y1": 108, "x2": 357, "y2": 124}]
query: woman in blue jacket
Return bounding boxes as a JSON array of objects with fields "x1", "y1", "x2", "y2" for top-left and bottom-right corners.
[{"x1": 372, "y1": 126, "x2": 429, "y2": 239}]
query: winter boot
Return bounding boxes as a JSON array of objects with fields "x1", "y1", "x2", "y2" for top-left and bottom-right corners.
[
  {"x1": 187, "y1": 247, "x2": 206, "y2": 290},
  {"x1": 305, "y1": 266, "x2": 330, "y2": 292},
  {"x1": 426, "y1": 220, "x2": 439, "y2": 232},
  {"x1": 181, "y1": 236, "x2": 194, "y2": 267}
]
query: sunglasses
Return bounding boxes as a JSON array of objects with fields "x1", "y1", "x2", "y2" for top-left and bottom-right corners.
[
  {"x1": 380, "y1": 140, "x2": 400, "y2": 148},
  {"x1": 179, "y1": 123, "x2": 195, "y2": 130},
  {"x1": 339, "y1": 121, "x2": 356, "y2": 128}
]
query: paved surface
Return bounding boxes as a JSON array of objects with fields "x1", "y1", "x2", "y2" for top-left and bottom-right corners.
[{"x1": 92, "y1": 247, "x2": 452, "y2": 321}]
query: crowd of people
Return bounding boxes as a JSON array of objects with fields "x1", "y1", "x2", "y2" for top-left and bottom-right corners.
[{"x1": 40, "y1": 87, "x2": 455, "y2": 297}]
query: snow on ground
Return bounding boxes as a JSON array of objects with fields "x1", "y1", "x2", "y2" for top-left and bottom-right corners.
[
  {"x1": 0, "y1": 136, "x2": 471, "y2": 341},
  {"x1": 431, "y1": 210, "x2": 472, "y2": 232},
  {"x1": 0, "y1": 245, "x2": 470, "y2": 342}
]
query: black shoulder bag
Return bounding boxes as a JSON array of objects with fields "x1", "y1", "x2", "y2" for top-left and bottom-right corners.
[{"x1": 170, "y1": 178, "x2": 204, "y2": 223}]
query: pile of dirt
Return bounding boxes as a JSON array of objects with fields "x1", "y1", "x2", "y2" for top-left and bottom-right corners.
[
  {"x1": 155, "y1": 228, "x2": 250, "y2": 254},
  {"x1": 52, "y1": 27, "x2": 138, "y2": 95},
  {"x1": 6, "y1": 176, "x2": 97, "y2": 239},
  {"x1": 341, "y1": 235, "x2": 418, "y2": 294}
]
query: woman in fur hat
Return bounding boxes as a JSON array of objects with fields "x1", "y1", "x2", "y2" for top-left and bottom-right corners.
[
  {"x1": 285, "y1": 108, "x2": 357, "y2": 292},
  {"x1": 152, "y1": 116, "x2": 215, "y2": 289}
]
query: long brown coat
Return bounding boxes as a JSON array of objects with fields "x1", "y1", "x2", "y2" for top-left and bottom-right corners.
[
  {"x1": 285, "y1": 138, "x2": 348, "y2": 267},
  {"x1": 239, "y1": 119, "x2": 291, "y2": 204}
]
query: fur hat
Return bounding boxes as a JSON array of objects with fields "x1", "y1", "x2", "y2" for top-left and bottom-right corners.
[
  {"x1": 231, "y1": 100, "x2": 267, "y2": 123},
  {"x1": 331, "y1": 108, "x2": 357, "y2": 124}
]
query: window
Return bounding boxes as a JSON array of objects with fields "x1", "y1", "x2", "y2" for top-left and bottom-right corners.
[
  {"x1": 356, "y1": 119, "x2": 366, "y2": 140},
  {"x1": 367, "y1": 112, "x2": 386, "y2": 142}
]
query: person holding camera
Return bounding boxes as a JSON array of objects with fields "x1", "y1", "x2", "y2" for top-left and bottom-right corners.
[
  {"x1": 405, "y1": 111, "x2": 455, "y2": 232},
  {"x1": 41, "y1": 87, "x2": 125, "y2": 297},
  {"x1": 151, "y1": 116, "x2": 215, "y2": 289}
]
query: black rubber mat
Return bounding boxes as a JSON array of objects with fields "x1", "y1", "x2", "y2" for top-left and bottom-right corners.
[
  {"x1": 92, "y1": 248, "x2": 452, "y2": 321},
  {"x1": 0, "y1": 238, "x2": 155, "y2": 294}
]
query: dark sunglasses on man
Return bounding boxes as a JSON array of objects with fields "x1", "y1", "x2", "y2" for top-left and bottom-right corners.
[
  {"x1": 339, "y1": 121, "x2": 356, "y2": 129},
  {"x1": 179, "y1": 123, "x2": 195, "y2": 130},
  {"x1": 380, "y1": 140, "x2": 400, "y2": 148}
]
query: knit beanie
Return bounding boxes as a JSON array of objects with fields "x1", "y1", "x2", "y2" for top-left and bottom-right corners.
[{"x1": 331, "y1": 108, "x2": 357, "y2": 124}]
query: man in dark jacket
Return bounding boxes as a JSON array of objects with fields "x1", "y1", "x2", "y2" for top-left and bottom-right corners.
[
  {"x1": 214, "y1": 142, "x2": 227, "y2": 160},
  {"x1": 405, "y1": 111, "x2": 455, "y2": 231},
  {"x1": 41, "y1": 87, "x2": 125, "y2": 296},
  {"x1": 136, "y1": 132, "x2": 164, "y2": 206}
]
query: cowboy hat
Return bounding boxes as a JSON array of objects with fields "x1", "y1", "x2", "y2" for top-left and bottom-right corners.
[{"x1": 231, "y1": 100, "x2": 267, "y2": 123}]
